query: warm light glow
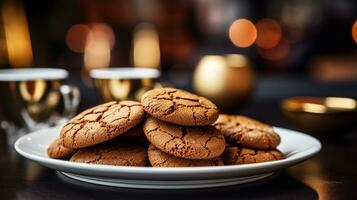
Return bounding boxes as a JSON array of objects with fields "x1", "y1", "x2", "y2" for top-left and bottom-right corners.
[
  {"x1": 19, "y1": 80, "x2": 47, "y2": 103},
  {"x1": 109, "y1": 79, "x2": 131, "y2": 100},
  {"x1": 256, "y1": 18, "x2": 282, "y2": 49},
  {"x1": 258, "y1": 38, "x2": 289, "y2": 61},
  {"x1": 84, "y1": 23, "x2": 114, "y2": 69},
  {"x1": 193, "y1": 55, "x2": 228, "y2": 96},
  {"x1": 302, "y1": 103, "x2": 327, "y2": 114},
  {"x1": 229, "y1": 19, "x2": 257, "y2": 48},
  {"x1": 352, "y1": 20, "x2": 357, "y2": 44},
  {"x1": 325, "y1": 97, "x2": 357, "y2": 110},
  {"x1": 90, "y1": 23, "x2": 115, "y2": 49},
  {"x1": 282, "y1": 97, "x2": 357, "y2": 114},
  {"x1": 2, "y1": 0, "x2": 33, "y2": 66},
  {"x1": 133, "y1": 23, "x2": 160, "y2": 68},
  {"x1": 225, "y1": 54, "x2": 249, "y2": 68},
  {"x1": 66, "y1": 24, "x2": 90, "y2": 53}
]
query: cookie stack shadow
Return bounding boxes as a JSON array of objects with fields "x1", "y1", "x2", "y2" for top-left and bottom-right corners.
[{"x1": 47, "y1": 87, "x2": 285, "y2": 168}]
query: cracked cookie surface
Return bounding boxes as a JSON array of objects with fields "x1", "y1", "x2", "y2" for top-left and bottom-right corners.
[
  {"x1": 148, "y1": 145, "x2": 224, "y2": 167},
  {"x1": 120, "y1": 124, "x2": 144, "y2": 138},
  {"x1": 60, "y1": 101, "x2": 145, "y2": 149},
  {"x1": 222, "y1": 146, "x2": 285, "y2": 165},
  {"x1": 70, "y1": 140, "x2": 148, "y2": 166},
  {"x1": 47, "y1": 138, "x2": 76, "y2": 158},
  {"x1": 214, "y1": 115, "x2": 280, "y2": 149},
  {"x1": 143, "y1": 117, "x2": 226, "y2": 159},
  {"x1": 141, "y1": 88, "x2": 219, "y2": 126}
]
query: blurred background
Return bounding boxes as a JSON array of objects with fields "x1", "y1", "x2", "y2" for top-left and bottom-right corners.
[{"x1": 1, "y1": 0, "x2": 357, "y2": 111}]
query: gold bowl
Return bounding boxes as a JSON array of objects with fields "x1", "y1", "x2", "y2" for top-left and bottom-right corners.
[
  {"x1": 281, "y1": 96, "x2": 357, "y2": 134},
  {"x1": 193, "y1": 54, "x2": 255, "y2": 112}
]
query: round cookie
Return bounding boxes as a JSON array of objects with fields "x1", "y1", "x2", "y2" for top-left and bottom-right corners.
[
  {"x1": 70, "y1": 140, "x2": 148, "y2": 166},
  {"x1": 120, "y1": 125, "x2": 144, "y2": 138},
  {"x1": 148, "y1": 145, "x2": 224, "y2": 167},
  {"x1": 60, "y1": 101, "x2": 145, "y2": 149},
  {"x1": 214, "y1": 115, "x2": 280, "y2": 149},
  {"x1": 222, "y1": 146, "x2": 285, "y2": 165},
  {"x1": 47, "y1": 138, "x2": 76, "y2": 158},
  {"x1": 143, "y1": 117, "x2": 226, "y2": 159},
  {"x1": 141, "y1": 88, "x2": 219, "y2": 126}
]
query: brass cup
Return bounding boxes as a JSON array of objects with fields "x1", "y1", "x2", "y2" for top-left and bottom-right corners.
[
  {"x1": 193, "y1": 54, "x2": 255, "y2": 111},
  {"x1": 282, "y1": 96, "x2": 357, "y2": 134},
  {"x1": 90, "y1": 68, "x2": 161, "y2": 102},
  {"x1": 0, "y1": 68, "x2": 80, "y2": 141}
]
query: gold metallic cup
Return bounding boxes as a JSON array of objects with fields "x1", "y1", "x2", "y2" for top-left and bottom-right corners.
[
  {"x1": 0, "y1": 68, "x2": 80, "y2": 143},
  {"x1": 90, "y1": 68, "x2": 161, "y2": 102},
  {"x1": 282, "y1": 97, "x2": 357, "y2": 134},
  {"x1": 193, "y1": 54, "x2": 255, "y2": 111}
]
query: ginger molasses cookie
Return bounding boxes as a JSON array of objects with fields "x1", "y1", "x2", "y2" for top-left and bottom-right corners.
[
  {"x1": 143, "y1": 117, "x2": 226, "y2": 159},
  {"x1": 148, "y1": 145, "x2": 224, "y2": 167},
  {"x1": 214, "y1": 115, "x2": 280, "y2": 149},
  {"x1": 222, "y1": 146, "x2": 285, "y2": 165},
  {"x1": 141, "y1": 88, "x2": 219, "y2": 126},
  {"x1": 70, "y1": 140, "x2": 148, "y2": 166},
  {"x1": 120, "y1": 124, "x2": 144, "y2": 138},
  {"x1": 47, "y1": 138, "x2": 75, "y2": 159},
  {"x1": 60, "y1": 101, "x2": 145, "y2": 149}
]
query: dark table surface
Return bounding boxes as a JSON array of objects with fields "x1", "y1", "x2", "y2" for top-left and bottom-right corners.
[{"x1": 1, "y1": 75, "x2": 357, "y2": 200}]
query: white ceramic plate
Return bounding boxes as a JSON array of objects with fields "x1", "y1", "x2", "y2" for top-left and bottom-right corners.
[{"x1": 14, "y1": 126, "x2": 321, "y2": 189}]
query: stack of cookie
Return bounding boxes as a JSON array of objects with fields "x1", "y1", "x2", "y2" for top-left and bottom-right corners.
[
  {"x1": 47, "y1": 101, "x2": 149, "y2": 167},
  {"x1": 214, "y1": 115, "x2": 285, "y2": 164},
  {"x1": 47, "y1": 87, "x2": 285, "y2": 167},
  {"x1": 141, "y1": 88, "x2": 227, "y2": 167}
]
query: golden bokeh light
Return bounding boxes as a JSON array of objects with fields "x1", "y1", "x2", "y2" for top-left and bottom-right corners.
[
  {"x1": 256, "y1": 18, "x2": 282, "y2": 49},
  {"x1": 2, "y1": 0, "x2": 33, "y2": 67},
  {"x1": 84, "y1": 23, "x2": 115, "y2": 70},
  {"x1": 352, "y1": 20, "x2": 357, "y2": 44},
  {"x1": 133, "y1": 23, "x2": 160, "y2": 68},
  {"x1": 66, "y1": 24, "x2": 90, "y2": 53},
  {"x1": 229, "y1": 19, "x2": 257, "y2": 48},
  {"x1": 193, "y1": 55, "x2": 228, "y2": 96}
]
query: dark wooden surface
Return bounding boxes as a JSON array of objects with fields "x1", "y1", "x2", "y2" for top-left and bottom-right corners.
[{"x1": 1, "y1": 76, "x2": 357, "y2": 200}]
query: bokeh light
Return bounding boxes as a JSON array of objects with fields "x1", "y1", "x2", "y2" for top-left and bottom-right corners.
[
  {"x1": 229, "y1": 19, "x2": 257, "y2": 48},
  {"x1": 133, "y1": 23, "x2": 160, "y2": 68},
  {"x1": 2, "y1": 0, "x2": 33, "y2": 66},
  {"x1": 352, "y1": 20, "x2": 357, "y2": 44},
  {"x1": 66, "y1": 24, "x2": 90, "y2": 53},
  {"x1": 258, "y1": 38, "x2": 289, "y2": 61},
  {"x1": 256, "y1": 18, "x2": 282, "y2": 49},
  {"x1": 194, "y1": 55, "x2": 228, "y2": 96},
  {"x1": 89, "y1": 23, "x2": 115, "y2": 49},
  {"x1": 84, "y1": 23, "x2": 114, "y2": 70}
]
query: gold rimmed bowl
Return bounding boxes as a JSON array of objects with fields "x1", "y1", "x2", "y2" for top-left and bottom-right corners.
[{"x1": 281, "y1": 97, "x2": 357, "y2": 134}]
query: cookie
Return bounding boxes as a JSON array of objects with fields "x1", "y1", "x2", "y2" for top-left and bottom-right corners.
[
  {"x1": 141, "y1": 88, "x2": 219, "y2": 126},
  {"x1": 222, "y1": 146, "x2": 285, "y2": 165},
  {"x1": 70, "y1": 140, "x2": 148, "y2": 166},
  {"x1": 47, "y1": 138, "x2": 76, "y2": 158},
  {"x1": 60, "y1": 101, "x2": 145, "y2": 149},
  {"x1": 148, "y1": 145, "x2": 224, "y2": 167},
  {"x1": 143, "y1": 117, "x2": 226, "y2": 159},
  {"x1": 120, "y1": 125, "x2": 144, "y2": 138},
  {"x1": 214, "y1": 115, "x2": 280, "y2": 149}
]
